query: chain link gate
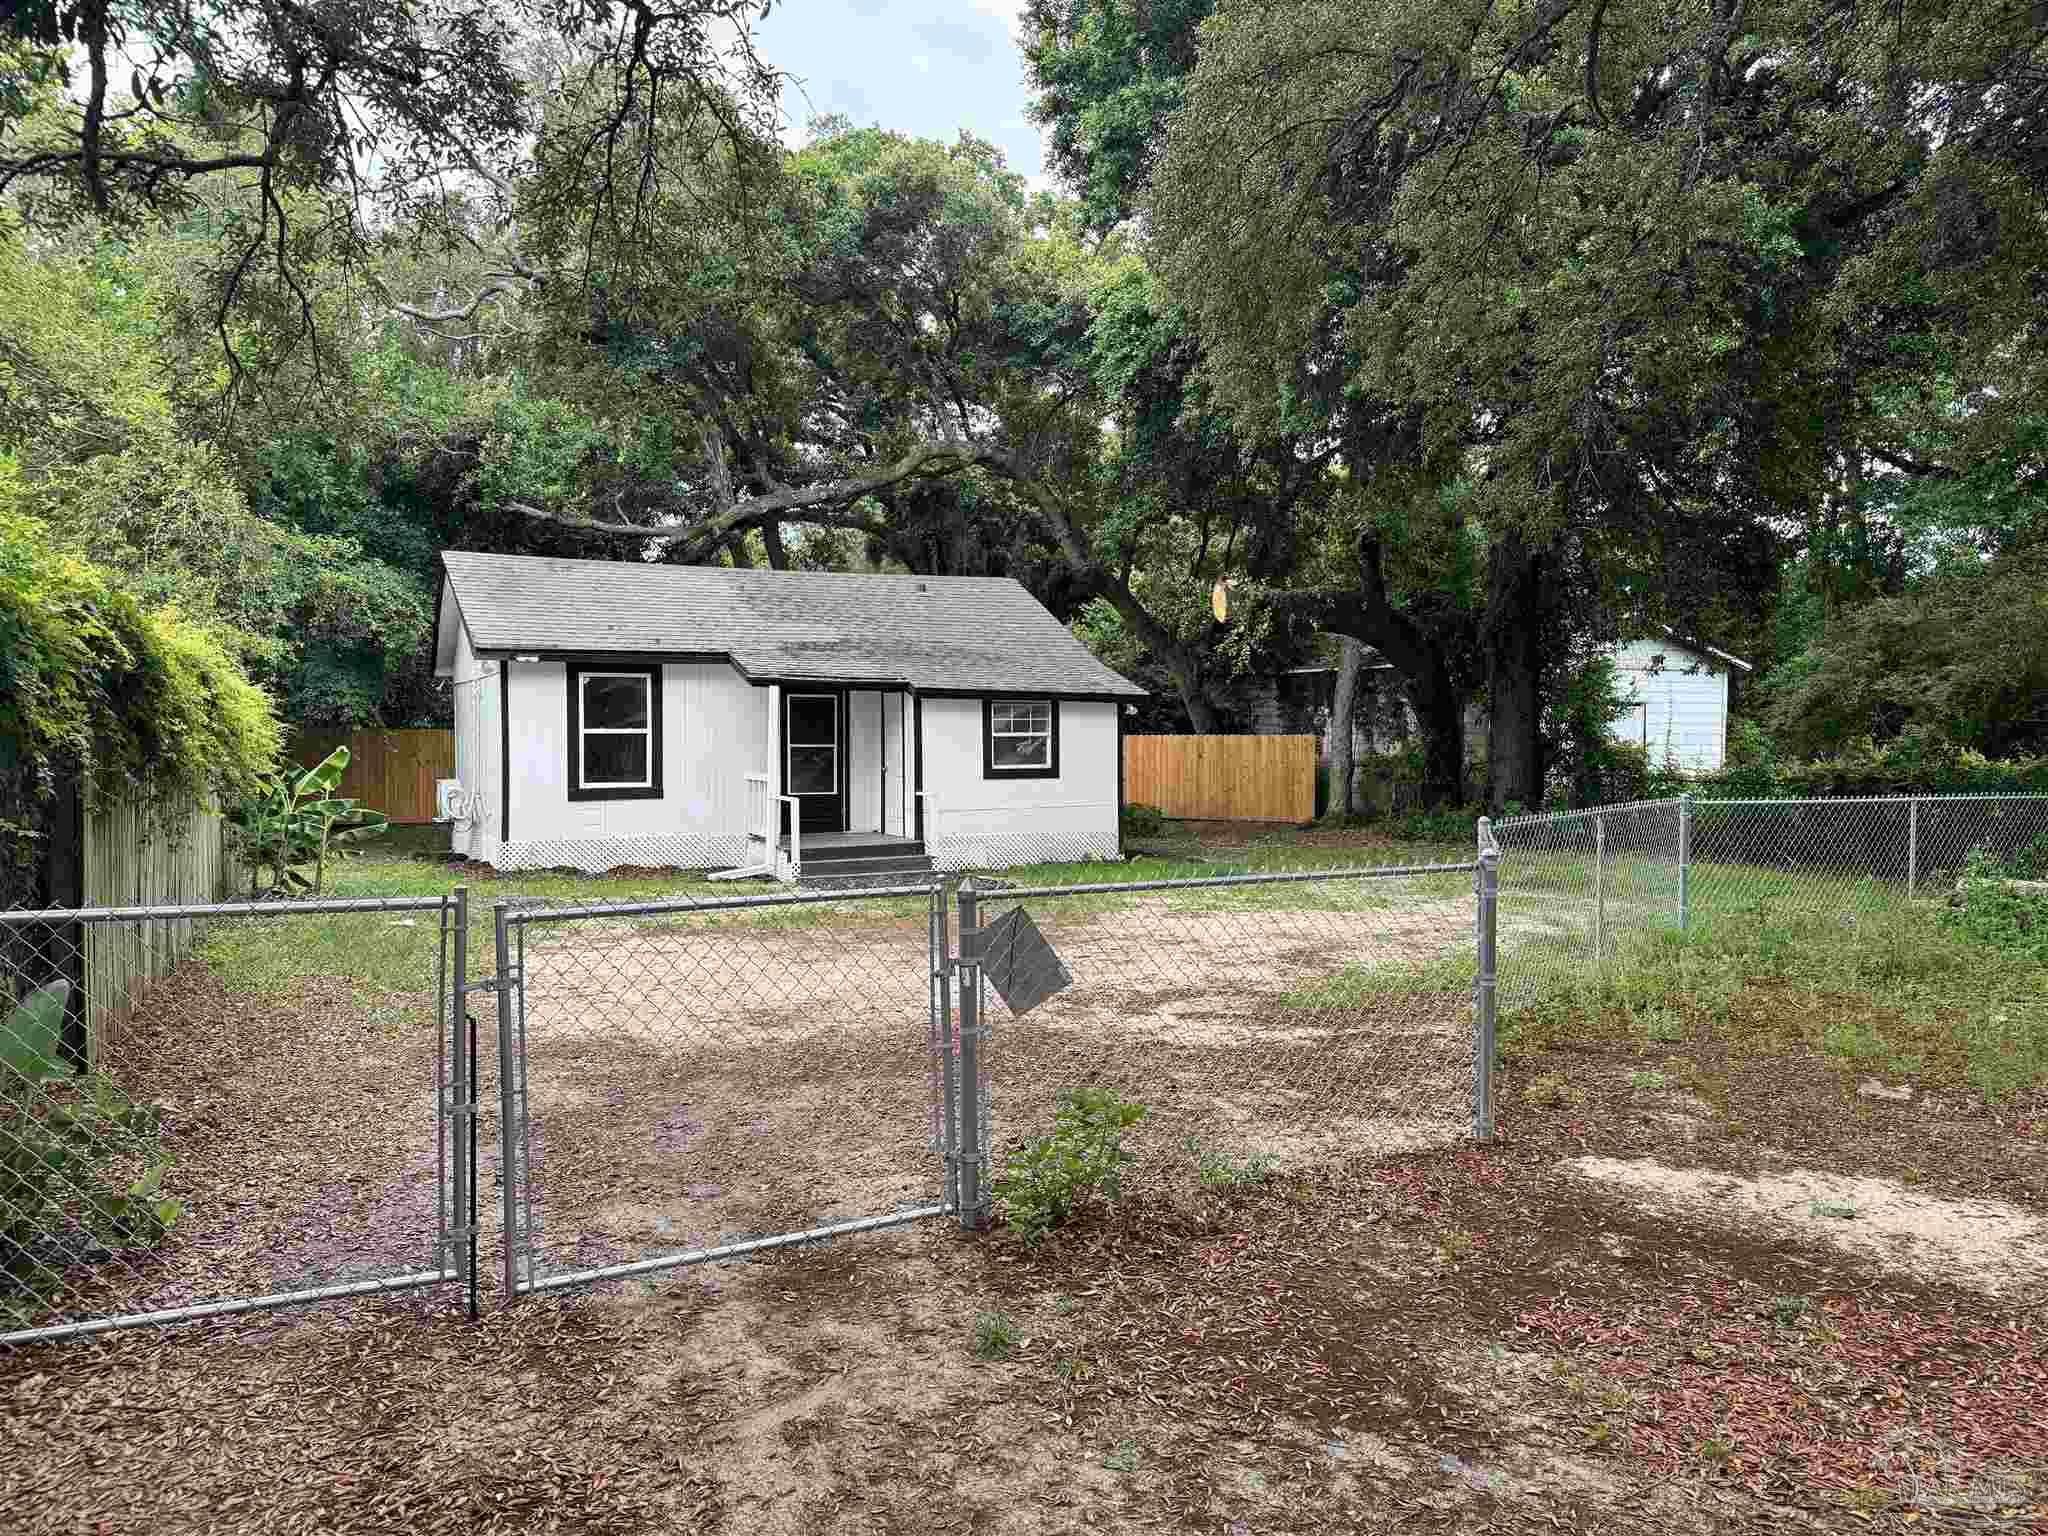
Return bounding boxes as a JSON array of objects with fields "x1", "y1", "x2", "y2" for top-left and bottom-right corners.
[
  {"x1": 941, "y1": 847, "x2": 1495, "y2": 1232},
  {"x1": 490, "y1": 883, "x2": 957, "y2": 1300},
  {"x1": 1, "y1": 894, "x2": 465, "y2": 1347}
]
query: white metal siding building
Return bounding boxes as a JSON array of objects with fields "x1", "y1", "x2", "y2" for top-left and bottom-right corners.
[{"x1": 1606, "y1": 635, "x2": 1752, "y2": 774}]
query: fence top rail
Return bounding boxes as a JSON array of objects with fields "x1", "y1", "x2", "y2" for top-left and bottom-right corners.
[
  {"x1": 1493, "y1": 797, "x2": 1684, "y2": 829},
  {"x1": 0, "y1": 893, "x2": 453, "y2": 926},
  {"x1": 990, "y1": 860, "x2": 1476, "y2": 902},
  {"x1": 1688, "y1": 794, "x2": 2048, "y2": 807},
  {"x1": 505, "y1": 881, "x2": 941, "y2": 925}
]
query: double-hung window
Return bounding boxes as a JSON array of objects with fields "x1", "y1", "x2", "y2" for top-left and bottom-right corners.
[
  {"x1": 568, "y1": 665, "x2": 663, "y2": 799},
  {"x1": 983, "y1": 698, "x2": 1058, "y2": 779}
]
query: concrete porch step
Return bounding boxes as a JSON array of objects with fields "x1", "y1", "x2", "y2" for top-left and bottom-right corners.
[{"x1": 797, "y1": 853, "x2": 937, "y2": 891}]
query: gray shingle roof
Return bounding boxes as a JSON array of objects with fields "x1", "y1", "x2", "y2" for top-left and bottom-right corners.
[{"x1": 439, "y1": 551, "x2": 1145, "y2": 697}]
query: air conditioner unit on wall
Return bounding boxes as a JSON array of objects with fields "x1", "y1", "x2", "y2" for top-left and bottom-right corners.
[{"x1": 435, "y1": 780, "x2": 471, "y2": 823}]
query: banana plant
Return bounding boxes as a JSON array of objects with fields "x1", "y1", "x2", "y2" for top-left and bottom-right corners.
[{"x1": 230, "y1": 746, "x2": 389, "y2": 897}]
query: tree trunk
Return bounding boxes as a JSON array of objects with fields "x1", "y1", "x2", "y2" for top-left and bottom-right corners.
[
  {"x1": 1483, "y1": 532, "x2": 1548, "y2": 813},
  {"x1": 1403, "y1": 667, "x2": 1467, "y2": 809},
  {"x1": 1327, "y1": 638, "x2": 1364, "y2": 818}
]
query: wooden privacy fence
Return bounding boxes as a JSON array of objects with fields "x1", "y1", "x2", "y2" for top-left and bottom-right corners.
[
  {"x1": 291, "y1": 729, "x2": 455, "y2": 824},
  {"x1": 1123, "y1": 734, "x2": 1317, "y2": 824}
]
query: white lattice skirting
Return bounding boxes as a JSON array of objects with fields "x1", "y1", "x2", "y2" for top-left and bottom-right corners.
[
  {"x1": 929, "y1": 830, "x2": 1120, "y2": 872},
  {"x1": 492, "y1": 834, "x2": 751, "y2": 874}
]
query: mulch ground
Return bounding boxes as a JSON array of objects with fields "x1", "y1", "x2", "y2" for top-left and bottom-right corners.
[{"x1": 4, "y1": 931, "x2": 2045, "y2": 1533}]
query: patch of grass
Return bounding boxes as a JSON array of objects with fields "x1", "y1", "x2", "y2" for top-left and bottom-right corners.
[
  {"x1": 1185, "y1": 1136, "x2": 1278, "y2": 1191},
  {"x1": 1281, "y1": 948, "x2": 1475, "y2": 1009},
  {"x1": 1102, "y1": 1440, "x2": 1139, "y2": 1473},
  {"x1": 1521, "y1": 1071, "x2": 1585, "y2": 1110},
  {"x1": 1810, "y1": 1199, "x2": 1859, "y2": 1220},
  {"x1": 1627, "y1": 1068, "x2": 1670, "y2": 1092},
  {"x1": 971, "y1": 1311, "x2": 1018, "y2": 1361}
]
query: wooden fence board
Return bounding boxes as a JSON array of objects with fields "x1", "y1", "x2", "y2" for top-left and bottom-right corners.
[
  {"x1": 290, "y1": 729, "x2": 455, "y2": 824},
  {"x1": 78, "y1": 794, "x2": 233, "y2": 1051},
  {"x1": 1123, "y1": 734, "x2": 1317, "y2": 824}
]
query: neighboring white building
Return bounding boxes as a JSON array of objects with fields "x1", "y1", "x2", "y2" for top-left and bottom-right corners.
[
  {"x1": 431, "y1": 552, "x2": 1144, "y2": 881},
  {"x1": 1605, "y1": 632, "x2": 1753, "y2": 774},
  {"x1": 1266, "y1": 629, "x2": 1753, "y2": 777}
]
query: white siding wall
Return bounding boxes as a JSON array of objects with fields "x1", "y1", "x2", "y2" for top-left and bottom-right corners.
[
  {"x1": 848, "y1": 690, "x2": 883, "y2": 835},
  {"x1": 920, "y1": 698, "x2": 1120, "y2": 870},
  {"x1": 495, "y1": 662, "x2": 768, "y2": 872},
  {"x1": 449, "y1": 626, "x2": 501, "y2": 863},
  {"x1": 1607, "y1": 640, "x2": 1731, "y2": 774}
]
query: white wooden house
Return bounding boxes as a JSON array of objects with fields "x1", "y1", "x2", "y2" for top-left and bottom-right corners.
[{"x1": 431, "y1": 552, "x2": 1144, "y2": 881}]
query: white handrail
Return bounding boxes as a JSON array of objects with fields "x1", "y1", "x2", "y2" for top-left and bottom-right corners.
[{"x1": 778, "y1": 795, "x2": 802, "y2": 876}]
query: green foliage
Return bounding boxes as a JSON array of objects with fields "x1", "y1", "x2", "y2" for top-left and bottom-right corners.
[
  {"x1": 1944, "y1": 851, "x2": 2048, "y2": 967},
  {"x1": 0, "y1": 496, "x2": 279, "y2": 906},
  {"x1": 1120, "y1": 803, "x2": 1168, "y2": 840},
  {"x1": 2, "y1": 991, "x2": 182, "y2": 1309},
  {"x1": 971, "y1": 1310, "x2": 1018, "y2": 1361},
  {"x1": 1676, "y1": 733, "x2": 2048, "y2": 801},
  {"x1": 228, "y1": 746, "x2": 389, "y2": 897},
  {"x1": 993, "y1": 1087, "x2": 1146, "y2": 1245},
  {"x1": 1185, "y1": 1136, "x2": 1276, "y2": 1191},
  {"x1": 1763, "y1": 544, "x2": 2048, "y2": 760},
  {"x1": 1550, "y1": 658, "x2": 1649, "y2": 809},
  {"x1": 0, "y1": 982, "x2": 68, "y2": 1085}
]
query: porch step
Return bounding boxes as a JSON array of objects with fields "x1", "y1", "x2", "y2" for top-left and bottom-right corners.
[
  {"x1": 784, "y1": 838, "x2": 926, "y2": 861},
  {"x1": 797, "y1": 852, "x2": 937, "y2": 890}
]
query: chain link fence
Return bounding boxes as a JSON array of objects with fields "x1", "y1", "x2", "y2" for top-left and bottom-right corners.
[
  {"x1": 489, "y1": 884, "x2": 954, "y2": 1298},
  {"x1": 1492, "y1": 793, "x2": 2048, "y2": 1007},
  {"x1": 951, "y1": 857, "x2": 1489, "y2": 1212},
  {"x1": 0, "y1": 896, "x2": 461, "y2": 1346}
]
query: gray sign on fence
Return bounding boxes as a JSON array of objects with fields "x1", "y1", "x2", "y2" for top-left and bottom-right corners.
[{"x1": 979, "y1": 907, "x2": 1072, "y2": 1017}]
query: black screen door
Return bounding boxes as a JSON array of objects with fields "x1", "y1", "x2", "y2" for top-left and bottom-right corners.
[{"x1": 784, "y1": 693, "x2": 843, "y2": 833}]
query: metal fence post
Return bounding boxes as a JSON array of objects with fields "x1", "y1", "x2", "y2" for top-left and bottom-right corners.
[
  {"x1": 1473, "y1": 818, "x2": 1500, "y2": 1143},
  {"x1": 1677, "y1": 793, "x2": 1693, "y2": 936},
  {"x1": 449, "y1": 885, "x2": 471, "y2": 1310},
  {"x1": 955, "y1": 877, "x2": 987, "y2": 1231},
  {"x1": 930, "y1": 882, "x2": 960, "y2": 1213},
  {"x1": 493, "y1": 902, "x2": 520, "y2": 1301},
  {"x1": 1593, "y1": 813, "x2": 1606, "y2": 968},
  {"x1": 1908, "y1": 797, "x2": 1920, "y2": 896}
]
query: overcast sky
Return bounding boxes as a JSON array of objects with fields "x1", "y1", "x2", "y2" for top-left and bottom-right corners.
[{"x1": 753, "y1": 0, "x2": 1049, "y2": 185}]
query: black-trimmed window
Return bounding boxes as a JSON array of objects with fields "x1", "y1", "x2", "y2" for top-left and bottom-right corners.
[
  {"x1": 567, "y1": 664, "x2": 663, "y2": 800},
  {"x1": 983, "y1": 698, "x2": 1059, "y2": 779}
]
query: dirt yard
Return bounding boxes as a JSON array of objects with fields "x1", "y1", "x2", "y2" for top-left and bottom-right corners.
[{"x1": 3, "y1": 872, "x2": 2045, "y2": 1533}]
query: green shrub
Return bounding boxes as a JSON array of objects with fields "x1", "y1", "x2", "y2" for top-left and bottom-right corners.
[
  {"x1": 1120, "y1": 803, "x2": 1169, "y2": 840},
  {"x1": 228, "y1": 745, "x2": 389, "y2": 897},
  {"x1": 993, "y1": 1087, "x2": 1146, "y2": 1245},
  {"x1": 0, "y1": 496, "x2": 278, "y2": 907},
  {"x1": 2, "y1": 988, "x2": 182, "y2": 1316},
  {"x1": 1945, "y1": 851, "x2": 2048, "y2": 965}
]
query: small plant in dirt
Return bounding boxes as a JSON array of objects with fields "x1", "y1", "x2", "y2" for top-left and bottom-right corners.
[
  {"x1": 993, "y1": 1087, "x2": 1146, "y2": 1246},
  {"x1": 1768, "y1": 1294, "x2": 1809, "y2": 1326},
  {"x1": 1699, "y1": 1436, "x2": 1736, "y2": 1468},
  {"x1": 1437, "y1": 1228, "x2": 1477, "y2": 1263},
  {"x1": 1628, "y1": 1068, "x2": 1670, "y2": 1092},
  {"x1": 971, "y1": 1311, "x2": 1018, "y2": 1360},
  {"x1": 1810, "y1": 1198, "x2": 1859, "y2": 1220},
  {"x1": 1521, "y1": 1071, "x2": 1585, "y2": 1109},
  {"x1": 1633, "y1": 1002, "x2": 1684, "y2": 1042},
  {"x1": 1185, "y1": 1135, "x2": 1277, "y2": 1191},
  {"x1": 1102, "y1": 1440, "x2": 1139, "y2": 1473}
]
